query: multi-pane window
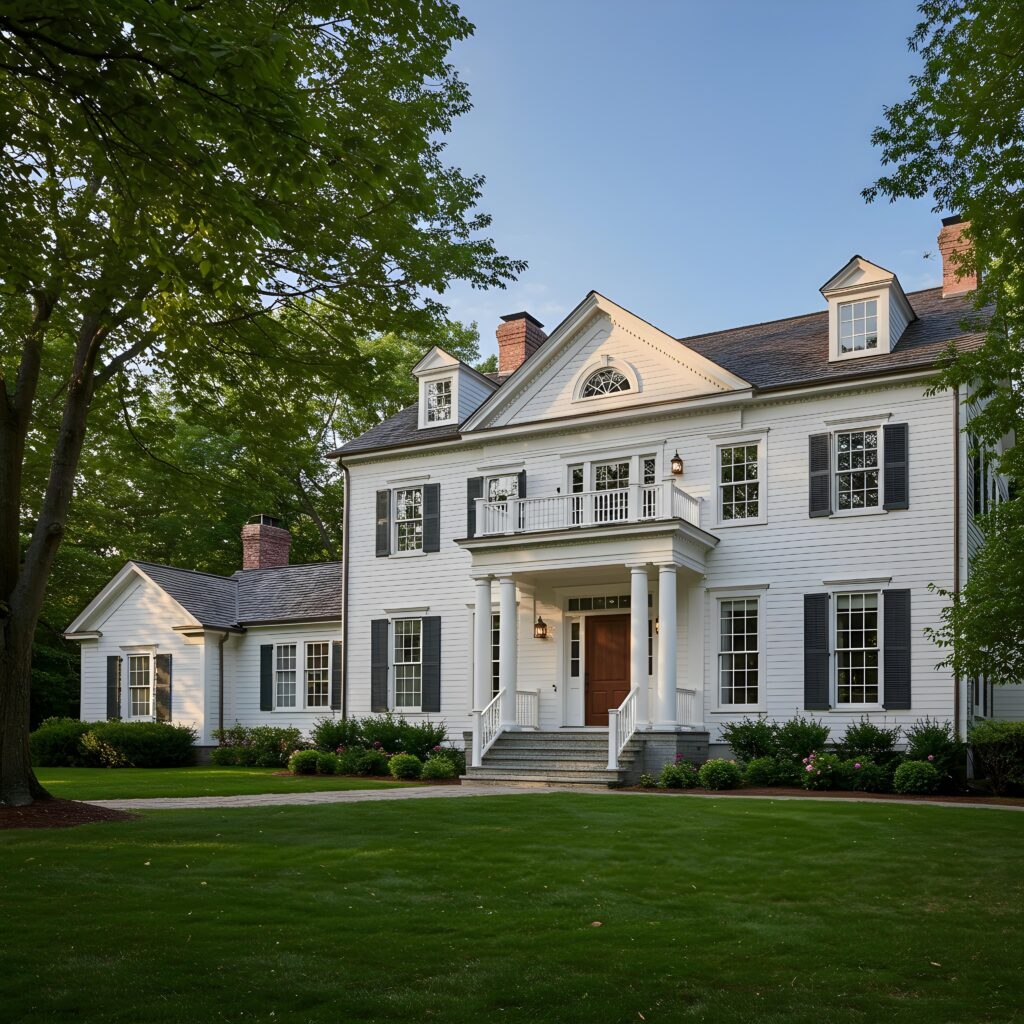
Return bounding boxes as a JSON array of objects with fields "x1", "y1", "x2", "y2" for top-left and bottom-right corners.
[
  {"x1": 642, "y1": 455, "x2": 657, "y2": 518},
  {"x1": 491, "y1": 613, "x2": 501, "y2": 696},
  {"x1": 570, "y1": 465, "x2": 585, "y2": 525},
  {"x1": 394, "y1": 618, "x2": 422, "y2": 709},
  {"x1": 594, "y1": 460, "x2": 630, "y2": 522},
  {"x1": 836, "y1": 593, "x2": 880, "y2": 705},
  {"x1": 836, "y1": 430, "x2": 879, "y2": 510},
  {"x1": 425, "y1": 378, "x2": 452, "y2": 422},
  {"x1": 581, "y1": 367, "x2": 630, "y2": 397},
  {"x1": 276, "y1": 644, "x2": 297, "y2": 708},
  {"x1": 128, "y1": 654, "x2": 151, "y2": 717},
  {"x1": 838, "y1": 299, "x2": 878, "y2": 353},
  {"x1": 395, "y1": 487, "x2": 423, "y2": 552},
  {"x1": 569, "y1": 621, "x2": 581, "y2": 678},
  {"x1": 647, "y1": 618, "x2": 654, "y2": 676},
  {"x1": 305, "y1": 642, "x2": 330, "y2": 709},
  {"x1": 719, "y1": 445, "x2": 760, "y2": 521},
  {"x1": 718, "y1": 599, "x2": 759, "y2": 706},
  {"x1": 487, "y1": 476, "x2": 518, "y2": 503}
]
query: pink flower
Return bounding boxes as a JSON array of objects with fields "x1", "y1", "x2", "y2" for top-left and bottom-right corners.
[
  {"x1": 805, "y1": 765, "x2": 814, "y2": 773},
  {"x1": 802, "y1": 757, "x2": 808, "y2": 765},
  {"x1": 854, "y1": 762, "x2": 862, "y2": 770},
  {"x1": 927, "y1": 754, "x2": 935, "y2": 762}
]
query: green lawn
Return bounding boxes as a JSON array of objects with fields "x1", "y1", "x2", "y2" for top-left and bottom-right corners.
[
  {"x1": 2, "y1": 795, "x2": 1021, "y2": 1023},
  {"x1": 34, "y1": 766, "x2": 404, "y2": 799}
]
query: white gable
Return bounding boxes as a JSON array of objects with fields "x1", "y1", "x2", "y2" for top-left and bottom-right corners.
[{"x1": 465, "y1": 293, "x2": 749, "y2": 431}]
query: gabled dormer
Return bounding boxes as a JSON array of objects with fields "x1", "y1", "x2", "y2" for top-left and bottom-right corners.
[
  {"x1": 412, "y1": 346, "x2": 497, "y2": 430},
  {"x1": 820, "y1": 256, "x2": 917, "y2": 363}
]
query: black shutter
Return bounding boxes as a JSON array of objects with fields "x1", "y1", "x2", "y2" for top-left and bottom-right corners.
[
  {"x1": 467, "y1": 477, "x2": 483, "y2": 538},
  {"x1": 883, "y1": 422, "x2": 910, "y2": 510},
  {"x1": 421, "y1": 616, "x2": 442, "y2": 713},
  {"x1": 804, "y1": 593, "x2": 831, "y2": 710},
  {"x1": 375, "y1": 490, "x2": 391, "y2": 557},
  {"x1": 371, "y1": 619, "x2": 389, "y2": 712},
  {"x1": 883, "y1": 589, "x2": 912, "y2": 709},
  {"x1": 517, "y1": 469, "x2": 527, "y2": 499},
  {"x1": 106, "y1": 656, "x2": 121, "y2": 720},
  {"x1": 808, "y1": 433, "x2": 832, "y2": 518},
  {"x1": 423, "y1": 482, "x2": 440, "y2": 552},
  {"x1": 260, "y1": 644, "x2": 274, "y2": 711},
  {"x1": 330, "y1": 640, "x2": 342, "y2": 711},
  {"x1": 155, "y1": 653, "x2": 172, "y2": 722}
]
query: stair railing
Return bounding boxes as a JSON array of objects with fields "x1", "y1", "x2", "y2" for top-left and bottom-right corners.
[
  {"x1": 607, "y1": 688, "x2": 638, "y2": 770},
  {"x1": 471, "y1": 689, "x2": 504, "y2": 767}
]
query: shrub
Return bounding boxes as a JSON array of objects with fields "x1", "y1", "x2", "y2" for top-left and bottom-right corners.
[
  {"x1": 80, "y1": 730, "x2": 131, "y2": 767},
  {"x1": 743, "y1": 756, "x2": 779, "y2": 787},
  {"x1": 421, "y1": 757, "x2": 456, "y2": 780},
  {"x1": 905, "y1": 717, "x2": 964, "y2": 790},
  {"x1": 426, "y1": 745, "x2": 467, "y2": 776},
  {"x1": 209, "y1": 746, "x2": 240, "y2": 766},
  {"x1": 659, "y1": 760, "x2": 699, "y2": 789},
  {"x1": 316, "y1": 752, "x2": 340, "y2": 775},
  {"x1": 213, "y1": 725, "x2": 303, "y2": 768},
  {"x1": 311, "y1": 717, "x2": 362, "y2": 752},
  {"x1": 893, "y1": 760, "x2": 941, "y2": 795},
  {"x1": 355, "y1": 748, "x2": 390, "y2": 776},
  {"x1": 721, "y1": 717, "x2": 778, "y2": 763},
  {"x1": 970, "y1": 720, "x2": 1024, "y2": 795},
  {"x1": 638, "y1": 773, "x2": 658, "y2": 789},
  {"x1": 82, "y1": 721, "x2": 197, "y2": 768},
  {"x1": 775, "y1": 716, "x2": 831, "y2": 764},
  {"x1": 836, "y1": 718, "x2": 901, "y2": 765},
  {"x1": 359, "y1": 714, "x2": 447, "y2": 760},
  {"x1": 289, "y1": 750, "x2": 320, "y2": 775},
  {"x1": 698, "y1": 759, "x2": 743, "y2": 790},
  {"x1": 801, "y1": 751, "x2": 843, "y2": 791},
  {"x1": 771, "y1": 756, "x2": 805, "y2": 787},
  {"x1": 336, "y1": 747, "x2": 365, "y2": 775},
  {"x1": 388, "y1": 752, "x2": 422, "y2": 780},
  {"x1": 29, "y1": 717, "x2": 93, "y2": 767}
]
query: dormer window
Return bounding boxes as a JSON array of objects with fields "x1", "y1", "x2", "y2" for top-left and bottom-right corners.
[
  {"x1": 425, "y1": 378, "x2": 453, "y2": 423},
  {"x1": 838, "y1": 299, "x2": 878, "y2": 354},
  {"x1": 581, "y1": 367, "x2": 631, "y2": 398}
]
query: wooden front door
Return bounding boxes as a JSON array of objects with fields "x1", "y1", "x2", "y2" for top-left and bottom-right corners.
[{"x1": 585, "y1": 614, "x2": 631, "y2": 726}]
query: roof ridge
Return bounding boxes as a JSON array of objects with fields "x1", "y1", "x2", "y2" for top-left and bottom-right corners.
[
  {"x1": 133, "y1": 561, "x2": 234, "y2": 583},
  {"x1": 232, "y1": 561, "x2": 343, "y2": 576}
]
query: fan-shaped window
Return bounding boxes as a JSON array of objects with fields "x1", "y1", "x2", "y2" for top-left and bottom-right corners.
[{"x1": 581, "y1": 367, "x2": 631, "y2": 398}]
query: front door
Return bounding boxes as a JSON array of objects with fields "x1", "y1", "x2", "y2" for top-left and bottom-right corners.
[{"x1": 584, "y1": 614, "x2": 630, "y2": 726}]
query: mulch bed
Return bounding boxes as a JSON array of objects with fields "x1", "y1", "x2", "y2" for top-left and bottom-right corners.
[
  {"x1": 0, "y1": 798, "x2": 139, "y2": 831},
  {"x1": 621, "y1": 785, "x2": 1024, "y2": 806}
]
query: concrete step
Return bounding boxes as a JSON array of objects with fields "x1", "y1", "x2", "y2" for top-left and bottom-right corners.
[
  {"x1": 484, "y1": 744, "x2": 638, "y2": 759},
  {"x1": 464, "y1": 766, "x2": 627, "y2": 786}
]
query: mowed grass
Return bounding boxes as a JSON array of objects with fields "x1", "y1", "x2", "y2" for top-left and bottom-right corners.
[
  {"x1": 2, "y1": 795, "x2": 1022, "y2": 1024},
  {"x1": 34, "y1": 766, "x2": 404, "y2": 799}
]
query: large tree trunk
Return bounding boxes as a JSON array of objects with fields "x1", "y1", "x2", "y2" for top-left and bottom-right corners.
[{"x1": 0, "y1": 621, "x2": 47, "y2": 806}]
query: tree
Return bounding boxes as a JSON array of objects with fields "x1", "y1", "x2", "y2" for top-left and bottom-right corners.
[
  {"x1": 0, "y1": 3, "x2": 523, "y2": 805},
  {"x1": 864, "y1": 0, "x2": 1024, "y2": 685}
]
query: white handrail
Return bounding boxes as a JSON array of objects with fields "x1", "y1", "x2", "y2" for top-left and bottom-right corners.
[
  {"x1": 471, "y1": 689, "x2": 504, "y2": 767},
  {"x1": 516, "y1": 689, "x2": 539, "y2": 729},
  {"x1": 607, "y1": 688, "x2": 638, "y2": 770},
  {"x1": 676, "y1": 687, "x2": 698, "y2": 727}
]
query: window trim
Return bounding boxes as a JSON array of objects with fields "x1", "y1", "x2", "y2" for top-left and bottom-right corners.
[
  {"x1": 711, "y1": 433, "x2": 767, "y2": 528},
  {"x1": 304, "y1": 640, "x2": 331, "y2": 711},
  {"x1": 570, "y1": 356, "x2": 641, "y2": 404},
  {"x1": 392, "y1": 485, "x2": 425, "y2": 556},
  {"x1": 424, "y1": 376, "x2": 454, "y2": 424},
  {"x1": 274, "y1": 641, "x2": 299, "y2": 711},
  {"x1": 126, "y1": 651, "x2": 155, "y2": 720},
  {"x1": 827, "y1": 290, "x2": 889, "y2": 362},
  {"x1": 837, "y1": 297, "x2": 880, "y2": 356},
  {"x1": 269, "y1": 640, "x2": 338, "y2": 712},
  {"x1": 392, "y1": 616, "x2": 423, "y2": 713},
  {"x1": 830, "y1": 588, "x2": 884, "y2": 710},
  {"x1": 831, "y1": 423, "x2": 886, "y2": 518},
  {"x1": 417, "y1": 371, "x2": 458, "y2": 429},
  {"x1": 713, "y1": 590, "x2": 766, "y2": 712}
]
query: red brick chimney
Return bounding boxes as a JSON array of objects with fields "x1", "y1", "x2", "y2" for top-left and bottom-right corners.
[
  {"x1": 241, "y1": 515, "x2": 291, "y2": 570},
  {"x1": 496, "y1": 312, "x2": 547, "y2": 376},
  {"x1": 938, "y1": 215, "x2": 977, "y2": 297}
]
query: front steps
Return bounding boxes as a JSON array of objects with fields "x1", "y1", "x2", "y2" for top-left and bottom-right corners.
[{"x1": 463, "y1": 729, "x2": 642, "y2": 787}]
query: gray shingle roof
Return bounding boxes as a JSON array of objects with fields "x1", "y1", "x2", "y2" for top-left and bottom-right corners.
[
  {"x1": 334, "y1": 287, "x2": 985, "y2": 457},
  {"x1": 133, "y1": 560, "x2": 342, "y2": 630}
]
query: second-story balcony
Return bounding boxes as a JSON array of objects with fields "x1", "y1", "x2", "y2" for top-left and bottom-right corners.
[{"x1": 474, "y1": 481, "x2": 701, "y2": 537}]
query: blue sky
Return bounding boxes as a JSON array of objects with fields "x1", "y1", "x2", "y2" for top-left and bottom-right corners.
[{"x1": 438, "y1": 0, "x2": 941, "y2": 358}]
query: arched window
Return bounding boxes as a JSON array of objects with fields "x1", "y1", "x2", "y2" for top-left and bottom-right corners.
[{"x1": 581, "y1": 367, "x2": 631, "y2": 398}]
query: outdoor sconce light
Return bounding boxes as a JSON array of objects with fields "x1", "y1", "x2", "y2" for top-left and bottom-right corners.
[
  {"x1": 655, "y1": 618, "x2": 660, "y2": 634},
  {"x1": 670, "y1": 451, "x2": 684, "y2": 475},
  {"x1": 534, "y1": 616, "x2": 549, "y2": 640}
]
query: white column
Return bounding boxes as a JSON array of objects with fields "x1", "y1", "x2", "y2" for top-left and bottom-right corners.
[
  {"x1": 656, "y1": 563, "x2": 678, "y2": 728},
  {"x1": 472, "y1": 576, "x2": 493, "y2": 711},
  {"x1": 628, "y1": 563, "x2": 649, "y2": 729},
  {"x1": 498, "y1": 575, "x2": 518, "y2": 728}
]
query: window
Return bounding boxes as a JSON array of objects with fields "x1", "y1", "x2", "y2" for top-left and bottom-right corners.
[
  {"x1": 128, "y1": 654, "x2": 151, "y2": 717},
  {"x1": 836, "y1": 593, "x2": 880, "y2": 705},
  {"x1": 491, "y1": 612, "x2": 501, "y2": 696},
  {"x1": 838, "y1": 299, "x2": 878, "y2": 354},
  {"x1": 305, "y1": 642, "x2": 330, "y2": 708},
  {"x1": 394, "y1": 487, "x2": 423, "y2": 552},
  {"x1": 719, "y1": 444, "x2": 760, "y2": 521},
  {"x1": 594, "y1": 459, "x2": 630, "y2": 522},
  {"x1": 581, "y1": 367, "x2": 631, "y2": 398},
  {"x1": 641, "y1": 455, "x2": 658, "y2": 518},
  {"x1": 718, "y1": 599, "x2": 759, "y2": 706},
  {"x1": 647, "y1": 618, "x2": 654, "y2": 676},
  {"x1": 394, "y1": 618, "x2": 422, "y2": 709},
  {"x1": 836, "y1": 429, "x2": 879, "y2": 510},
  {"x1": 276, "y1": 644, "x2": 297, "y2": 708},
  {"x1": 425, "y1": 378, "x2": 452, "y2": 422},
  {"x1": 487, "y1": 475, "x2": 518, "y2": 503},
  {"x1": 569, "y1": 620, "x2": 581, "y2": 678},
  {"x1": 567, "y1": 592, "x2": 651, "y2": 612}
]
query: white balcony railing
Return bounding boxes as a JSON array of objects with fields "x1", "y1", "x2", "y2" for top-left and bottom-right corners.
[
  {"x1": 607, "y1": 688, "x2": 638, "y2": 770},
  {"x1": 676, "y1": 687, "x2": 699, "y2": 728},
  {"x1": 516, "y1": 689, "x2": 540, "y2": 729},
  {"x1": 475, "y1": 481, "x2": 700, "y2": 538}
]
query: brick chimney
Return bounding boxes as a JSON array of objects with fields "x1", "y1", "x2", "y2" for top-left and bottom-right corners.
[
  {"x1": 938, "y1": 215, "x2": 977, "y2": 297},
  {"x1": 496, "y1": 311, "x2": 547, "y2": 377},
  {"x1": 241, "y1": 514, "x2": 291, "y2": 570}
]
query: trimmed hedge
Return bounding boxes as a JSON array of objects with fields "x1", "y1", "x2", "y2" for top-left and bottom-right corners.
[
  {"x1": 893, "y1": 760, "x2": 940, "y2": 795},
  {"x1": 312, "y1": 713, "x2": 447, "y2": 761},
  {"x1": 212, "y1": 725, "x2": 303, "y2": 768},
  {"x1": 388, "y1": 753, "x2": 422, "y2": 780},
  {"x1": 30, "y1": 717, "x2": 93, "y2": 767},
  {"x1": 971, "y1": 720, "x2": 1024, "y2": 795},
  {"x1": 30, "y1": 718, "x2": 196, "y2": 768}
]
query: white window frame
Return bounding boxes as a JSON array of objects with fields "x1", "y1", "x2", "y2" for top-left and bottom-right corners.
[
  {"x1": 713, "y1": 591, "x2": 766, "y2": 712},
  {"x1": 126, "y1": 651, "x2": 154, "y2": 720},
  {"x1": 490, "y1": 612, "x2": 501, "y2": 697},
  {"x1": 393, "y1": 486, "x2": 424, "y2": 555},
  {"x1": 424, "y1": 376, "x2": 454, "y2": 424},
  {"x1": 304, "y1": 641, "x2": 331, "y2": 710},
  {"x1": 827, "y1": 291, "x2": 890, "y2": 362},
  {"x1": 274, "y1": 642, "x2": 298, "y2": 710},
  {"x1": 711, "y1": 432, "x2": 767, "y2": 527},
  {"x1": 837, "y1": 297, "x2": 879, "y2": 355},
  {"x1": 570, "y1": 356, "x2": 641, "y2": 404},
  {"x1": 832, "y1": 424, "x2": 884, "y2": 517},
  {"x1": 831, "y1": 589, "x2": 884, "y2": 710},
  {"x1": 392, "y1": 617, "x2": 423, "y2": 712},
  {"x1": 417, "y1": 371, "x2": 458, "y2": 428}
]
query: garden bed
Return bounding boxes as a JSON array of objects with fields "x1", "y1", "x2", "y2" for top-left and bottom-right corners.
[
  {"x1": 621, "y1": 784, "x2": 1024, "y2": 805},
  {"x1": 0, "y1": 797, "x2": 138, "y2": 830}
]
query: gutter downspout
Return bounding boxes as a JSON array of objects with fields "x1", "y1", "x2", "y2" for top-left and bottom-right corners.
[
  {"x1": 340, "y1": 459, "x2": 350, "y2": 720},
  {"x1": 218, "y1": 631, "x2": 228, "y2": 734},
  {"x1": 953, "y1": 385, "x2": 961, "y2": 741}
]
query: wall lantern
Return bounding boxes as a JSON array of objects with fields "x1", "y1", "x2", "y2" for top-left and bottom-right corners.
[
  {"x1": 533, "y1": 616, "x2": 549, "y2": 640},
  {"x1": 670, "y1": 451, "x2": 684, "y2": 475}
]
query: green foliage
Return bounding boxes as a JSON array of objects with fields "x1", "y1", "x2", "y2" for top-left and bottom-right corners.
[
  {"x1": 638, "y1": 773, "x2": 658, "y2": 789},
  {"x1": 213, "y1": 725, "x2": 304, "y2": 768},
  {"x1": 801, "y1": 752, "x2": 843, "y2": 791},
  {"x1": 421, "y1": 757, "x2": 456, "y2": 781},
  {"x1": 970, "y1": 720, "x2": 1024, "y2": 795},
  {"x1": 388, "y1": 753, "x2": 423, "y2": 780},
  {"x1": 775, "y1": 716, "x2": 831, "y2": 765},
  {"x1": 29, "y1": 718, "x2": 92, "y2": 767},
  {"x1": 836, "y1": 718, "x2": 901, "y2": 765},
  {"x1": 845, "y1": 759, "x2": 894, "y2": 794},
  {"x1": 720, "y1": 717, "x2": 778, "y2": 763},
  {"x1": 893, "y1": 760, "x2": 941, "y2": 795},
  {"x1": 311, "y1": 717, "x2": 363, "y2": 753},
  {"x1": 771, "y1": 756, "x2": 806, "y2": 788},
  {"x1": 76, "y1": 722, "x2": 197, "y2": 768},
  {"x1": 289, "y1": 750, "x2": 321, "y2": 776},
  {"x1": 427, "y1": 746, "x2": 467, "y2": 776},
  {"x1": 743, "y1": 756, "x2": 780, "y2": 787},
  {"x1": 905, "y1": 717, "x2": 965, "y2": 790},
  {"x1": 698, "y1": 759, "x2": 743, "y2": 791},
  {"x1": 659, "y1": 761, "x2": 699, "y2": 789},
  {"x1": 209, "y1": 746, "x2": 240, "y2": 767},
  {"x1": 354, "y1": 749, "x2": 391, "y2": 777},
  {"x1": 316, "y1": 752, "x2": 340, "y2": 776}
]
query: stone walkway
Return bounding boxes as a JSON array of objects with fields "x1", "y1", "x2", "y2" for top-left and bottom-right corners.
[{"x1": 88, "y1": 785, "x2": 1024, "y2": 812}]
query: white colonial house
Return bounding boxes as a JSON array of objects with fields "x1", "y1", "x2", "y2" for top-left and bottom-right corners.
[
  {"x1": 332, "y1": 216, "x2": 1018, "y2": 784},
  {"x1": 66, "y1": 516, "x2": 342, "y2": 747}
]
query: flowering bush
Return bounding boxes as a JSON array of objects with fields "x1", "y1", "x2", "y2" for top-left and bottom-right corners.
[
  {"x1": 388, "y1": 752, "x2": 423, "y2": 780},
  {"x1": 638, "y1": 773, "x2": 658, "y2": 789},
  {"x1": 893, "y1": 759, "x2": 941, "y2": 795},
  {"x1": 213, "y1": 725, "x2": 303, "y2": 768},
  {"x1": 775, "y1": 716, "x2": 831, "y2": 765},
  {"x1": 289, "y1": 750, "x2": 321, "y2": 775},
  {"x1": 743, "y1": 756, "x2": 779, "y2": 787},
  {"x1": 843, "y1": 758, "x2": 893, "y2": 793},
  {"x1": 659, "y1": 758, "x2": 699, "y2": 789},
  {"x1": 800, "y1": 751, "x2": 844, "y2": 790},
  {"x1": 421, "y1": 756, "x2": 456, "y2": 780},
  {"x1": 698, "y1": 759, "x2": 743, "y2": 790},
  {"x1": 355, "y1": 748, "x2": 391, "y2": 776},
  {"x1": 426, "y1": 744, "x2": 467, "y2": 776},
  {"x1": 905, "y1": 717, "x2": 964, "y2": 791}
]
